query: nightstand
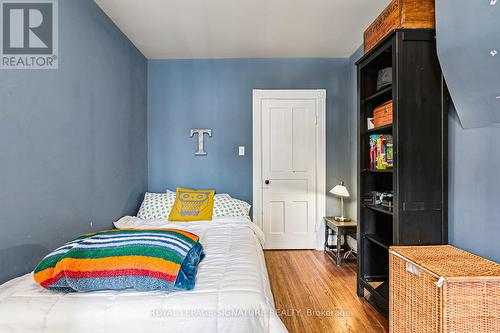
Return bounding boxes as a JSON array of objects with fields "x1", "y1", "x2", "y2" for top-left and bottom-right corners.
[{"x1": 324, "y1": 217, "x2": 357, "y2": 266}]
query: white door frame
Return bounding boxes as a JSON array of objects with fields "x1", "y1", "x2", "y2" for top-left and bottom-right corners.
[{"x1": 252, "y1": 89, "x2": 326, "y2": 250}]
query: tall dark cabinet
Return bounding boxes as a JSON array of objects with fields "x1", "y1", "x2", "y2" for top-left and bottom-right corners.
[{"x1": 356, "y1": 29, "x2": 448, "y2": 315}]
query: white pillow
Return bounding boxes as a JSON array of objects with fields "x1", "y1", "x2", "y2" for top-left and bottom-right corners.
[
  {"x1": 137, "y1": 192, "x2": 175, "y2": 220},
  {"x1": 213, "y1": 196, "x2": 251, "y2": 217}
]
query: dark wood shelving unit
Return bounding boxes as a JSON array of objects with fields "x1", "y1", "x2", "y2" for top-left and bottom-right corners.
[
  {"x1": 363, "y1": 85, "x2": 392, "y2": 103},
  {"x1": 366, "y1": 124, "x2": 392, "y2": 134},
  {"x1": 361, "y1": 168, "x2": 393, "y2": 174},
  {"x1": 360, "y1": 279, "x2": 389, "y2": 315},
  {"x1": 363, "y1": 204, "x2": 393, "y2": 216},
  {"x1": 365, "y1": 234, "x2": 390, "y2": 250},
  {"x1": 356, "y1": 29, "x2": 449, "y2": 317}
]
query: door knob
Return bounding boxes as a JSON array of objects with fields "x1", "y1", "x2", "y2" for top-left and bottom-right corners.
[{"x1": 265, "y1": 180, "x2": 270, "y2": 185}]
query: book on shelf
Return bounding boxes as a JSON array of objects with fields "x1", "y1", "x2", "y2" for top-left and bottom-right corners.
[
  {"x1": 369, "y1": 134, "x2": 393, "y2": 170},
  {"x1": 367, "y1": 117, "x2": 375, "y2": 130}
]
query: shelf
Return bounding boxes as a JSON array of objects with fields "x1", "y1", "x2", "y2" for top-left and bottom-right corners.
[
  {"x1": 366, "y1": 124, "x2": 392, "y2": 134},
  {"x1": 361, "y1": 279, "x2": 389, "y2": 317},
  {"x1": 365, "y1": 234, "x2": 390, "y2": 250},
  {"x1": 355, "y1": 30, "x2": 394, "y2": 66},
  {"x1": 362, "y1": 168, "x2": 393, "y2": 173},
  {"x1": 357, "y1": 29, "x2": 448, "y2": 320},
  {"x1": 362, "y1": 86, "x2": 392, "y2": 103},
  {"x1": 363, "y1": 204, "x2": 394, "y2": 216},
  {"x1": 364, "y1": 275, "x2": 388, "y2": 282},
  {"x1": 360, "y1": 279, "x2": 389, "y2": 304}
]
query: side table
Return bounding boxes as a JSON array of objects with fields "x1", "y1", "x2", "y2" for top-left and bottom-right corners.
[{"x1": 324, "y1": 217, "x2": 357, "y2": 266}]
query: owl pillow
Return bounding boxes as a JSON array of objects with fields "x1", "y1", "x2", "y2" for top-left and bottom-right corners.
[{"x1": 168, "y1": 188, "x2": 215, "y2": 222}]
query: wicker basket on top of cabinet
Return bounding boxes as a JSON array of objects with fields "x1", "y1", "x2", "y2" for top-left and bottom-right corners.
[{"x1": 389, "y1": 245, "x2": 500, "y2": 333}]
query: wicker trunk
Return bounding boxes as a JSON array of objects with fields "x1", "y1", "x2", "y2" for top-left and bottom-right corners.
[{"x1": 389, "y1": 246, "x2": 500, "y2": 333}]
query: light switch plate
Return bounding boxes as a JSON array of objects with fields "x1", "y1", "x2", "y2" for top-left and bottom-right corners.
[{"x1": 239, "y1": 146, "x2": 245, "y2": 156}]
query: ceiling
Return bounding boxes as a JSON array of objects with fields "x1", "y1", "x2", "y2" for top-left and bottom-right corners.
[{"x1": 95, "y1": 0, "x2": 390, "y2": 59}]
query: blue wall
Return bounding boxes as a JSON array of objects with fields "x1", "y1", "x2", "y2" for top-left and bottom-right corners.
[
  {"x1": 148, "y1": 58, "x2": 350, "y2": 215},
  {"x1": 434, "y1": 0, "x2": 500, "y2": 262},
  {"x1": 0, "y1": 0, "x2": 148, "y2": 283},
  {"x1": 436, "y1": 0, "x2": 500, "y2": 128},
  {"x1": 448, "y1": 108, "x2": 500, "y2": 262}
]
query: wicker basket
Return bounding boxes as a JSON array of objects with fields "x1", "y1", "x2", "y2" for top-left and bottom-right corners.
[{"x1": 389, "y1": 245, "x2": 500, "y2": 333}]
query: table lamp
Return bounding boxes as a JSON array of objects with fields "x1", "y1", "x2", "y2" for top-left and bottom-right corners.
[{"x1": 330, "y1": 181, "x2": 351, "y2": 222}]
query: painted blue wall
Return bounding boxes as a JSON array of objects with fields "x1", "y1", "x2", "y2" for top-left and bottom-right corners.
[
  {"x1": 448, "y1": 108, "x2": 500, "y2": 262},
  {"x1": 436, "y1": 0, "x2": 500, "y2": 128},
  {"x1": 435, "y1": 0, "x2": 500, "y2": 262},
  {"x1": 148, "y1": 58, "x2": 350, "y2": 215},
  {"x1": 0, "y1": 0, "x2": 148, "y2": 283}
]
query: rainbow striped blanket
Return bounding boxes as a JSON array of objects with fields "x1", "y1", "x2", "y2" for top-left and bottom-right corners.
[{"x1": 34, "y1": 229, "x2": 205, "y2": 292}]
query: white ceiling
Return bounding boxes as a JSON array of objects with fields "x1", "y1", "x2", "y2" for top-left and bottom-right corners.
[{"x1": 95, "y1": 0, "x2": 390, "y2": 59}]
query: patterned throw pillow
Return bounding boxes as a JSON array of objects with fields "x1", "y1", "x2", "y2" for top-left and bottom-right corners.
[
  {"x1": 213, "y1": 195, "x2": 251, "y2": 217},
  {"x1": 137, "y1": 192, "x2": 176, "y2": 220},
  {"x1": 169, "y1": 188, "x2": 215, "y2": 222}
]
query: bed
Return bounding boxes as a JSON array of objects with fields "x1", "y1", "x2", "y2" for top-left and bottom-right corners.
[{"x1": 0, "y1": 216, "x2": 288, "y2": 333}]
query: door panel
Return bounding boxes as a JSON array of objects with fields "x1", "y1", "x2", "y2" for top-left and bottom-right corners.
[
  {"x1": 270, "y1": 201, "x2": 285, "y2": 233},
  {"x1": 269, "y1": 107, "x2": 292, "y2": 172},
  {"x1": 271, "y1": 179, "x2": 308, "y2": 194},
  {"x1": 292, "y1": 107, "x2": 310, "y2": 172},
  {"x1": 291, "y1": 201, "x2": 309, "y2": 233},
  {"x1": 261, "y1": 99, "x2": 317, "y2": 249}
]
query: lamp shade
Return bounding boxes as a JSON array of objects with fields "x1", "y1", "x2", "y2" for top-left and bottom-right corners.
[{"x1": 330, "y1": 183, "x2": 350, "y2": 197}]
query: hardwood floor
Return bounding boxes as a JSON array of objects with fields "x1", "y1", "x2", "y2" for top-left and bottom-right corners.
[{"x1": 264, "y1": 250, "x2": 388, "y2": 333}]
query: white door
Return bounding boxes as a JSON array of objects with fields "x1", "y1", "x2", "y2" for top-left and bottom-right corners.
[{"x1": 253, "y1": 90, "x2": 326, "y2": 249}]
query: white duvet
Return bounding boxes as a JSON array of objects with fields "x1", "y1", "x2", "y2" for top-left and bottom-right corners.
[{"x1": 0, "y1": 216, "x2": 288, "y2": 333}]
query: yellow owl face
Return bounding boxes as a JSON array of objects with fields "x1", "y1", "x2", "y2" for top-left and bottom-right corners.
[
  {"x1": 178, "y1": 191, "x2": 210, "y2": 203},
  {"x1": 169, "y1": 188, "x2": 215, "y2": 221}
]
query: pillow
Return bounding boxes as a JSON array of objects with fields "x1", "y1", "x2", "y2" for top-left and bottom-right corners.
[
  {"x1": 213, "y1": 195, "x2": 251, "y2": 217},
  {"x1": 215, "y1": 193, "x2": 232, "y2": 200},
  {"x1": 167, "y1": 189, "x2": 231, "y2": 200},
  {"x1": 137, "y1": 192, "x2": 175, "y2": 220},
  {"x1": 169, "y1": 188, "x2": 215, "y2": 221}
]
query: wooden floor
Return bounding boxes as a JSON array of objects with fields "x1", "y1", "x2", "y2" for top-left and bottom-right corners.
[{"x1": 264, "y1": 250, "x2": 388, "y2": 333}]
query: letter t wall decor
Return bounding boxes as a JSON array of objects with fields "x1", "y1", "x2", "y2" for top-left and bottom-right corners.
[{"x1": 190, "y1": 129, "x2": 212, "y2": 156}]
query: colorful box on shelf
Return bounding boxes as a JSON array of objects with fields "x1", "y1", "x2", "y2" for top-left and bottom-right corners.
[
  {"x1": 369, "y1": 134, "x2": 393, "y2": 170},
  {"x1": 373, "y1": 100, "x2": 393, "y2": 128}
]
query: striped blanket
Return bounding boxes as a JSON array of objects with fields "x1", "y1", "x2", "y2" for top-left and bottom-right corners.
[{"x1": 33, "y1": 229, "x2": 205, "y2": 292}]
